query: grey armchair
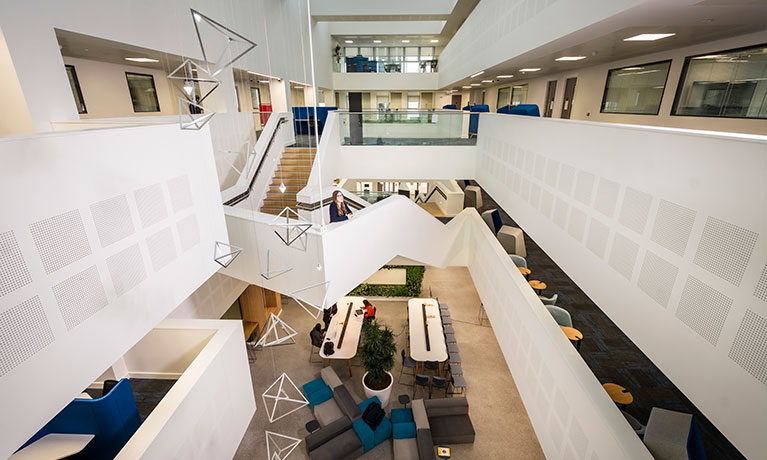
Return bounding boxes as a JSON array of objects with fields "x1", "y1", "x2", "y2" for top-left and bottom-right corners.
[
  {"x1": 546, "y1": 305, "x2": 572, "y2": 328},
  {"x1": 538, "y1": 293, "x2": 558, "y2": 305},
  {"x1": 509, "y1": 254, "x2": 527, "y2": 269}
]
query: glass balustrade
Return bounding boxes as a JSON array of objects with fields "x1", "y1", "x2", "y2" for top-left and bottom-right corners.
[{"x1": 338, "y1": 110, "x2": 475, "y2": 146}]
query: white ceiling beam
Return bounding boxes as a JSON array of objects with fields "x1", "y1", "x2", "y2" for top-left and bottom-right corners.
[
  {"x1": 328, "y1": 21, "x2": 446, "y2": 36},
  {"x1": 310, "y1": 0, "x2": 457, "y2": 17}
]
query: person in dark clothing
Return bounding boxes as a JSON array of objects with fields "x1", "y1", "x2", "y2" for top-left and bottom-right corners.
[
  {"x1": 322, "y1": 304, "x2": 338, "y2": 332},
  {"x1": 329, "y1": 190, "x2": 353, "y2": 222},
  {"x1": 363, "y1": 299, "x2": 376, "y2": 323},
  {"x1": 309, "y1": 323, "x2": 324, "y2": 348}
]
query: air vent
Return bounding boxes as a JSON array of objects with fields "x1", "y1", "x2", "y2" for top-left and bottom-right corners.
[
  {"x1": 534, "y1": 154, "x2": 546, "y2": 181},
  {"x1": 594, "y1": 178, "x2": 620, "y2": 218},
  {"x1": 694, "y1": 216, "x2": 758, "y2": 287},
  {"x1": 525, "y1": 150, "x2": 535, "y2": 175},
  {"x1": 540, "y1": 190, "x2": 554, "y2": 218},
  {"x1": 638, "y1": 250, "x2": 679, "y2": 308},
  {"x1": 146, "y1": 227, "x2": 177, "y2": 271},
  {"x1": 573, "y1": 171, "x2": 595, "y2": 206},
  {"x1": 755, "y1": 263, "x2": 767, "y2": 303},
  {"x1": 53, "y1": 265, "x2": 108, "y2": 330},
  {"x1": 106, "y1": 244, "x2": 147, "y2": 296},
  {"x1": 558, "y1": 164, "x2": 575, "y2": 196},
  {"x1": 586, "y1": 218, "x2": 610, "y2": 259},
  {"x1": 544, "y1": 158, "x2": 560, "y2": 188},
  {"x1": 553, "y1": 198, "x2": 569, "y2": 229},
  {"x1": 568, "y1": 208, "x2": 587, "y2": 242},
  {"x1": 651, "y1": 200, "x2": 696, "y2": 257},
  {"x1": 608, "y1": 232, "x2": 640, "y2": 280},
  {"x1": 675, "y1": 275, "x2": 733, "y2": 346},
  {"x1": 0, "y1": 296, "x2": 55, "y2": 377},
  {"x1": 0, "y1": 230, "x2": 32, "y2": 297},
  {"x1": 91, "y1": 194, "x2": 135, "y2": 248},
  {"x1": 29, "y1": 209, "x2": 92, "y2": 274},
  {"x1": 512, "y1": 172, "x2": 522, "y2": 195},
  {"x1": 530, "y1": 183, "x2": 541, "y2": 209},
  {"x1": 168, "y1": 175, "x2": 193, "y2": 213},
  {"x1": 618, "y1": 187, "x2": 652, "y2": 235},
  {"x1": 177, "y1": 214, "x2": 200, "y2": 252},
  {"x1": 728, "y1": 309, "x2": 767, "y2": 386},
  {"x1": 134, "y1": 183, "x2": 168, "y2": 228},
  {"x1": 520, "y1": 177, "x2": 531, "y2": 202}
]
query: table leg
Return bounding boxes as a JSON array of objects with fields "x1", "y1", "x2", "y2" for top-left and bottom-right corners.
[
  {"x1": 327, "y1": 359, "x2": 331, "y2": 366},
  {"x1": 576, "y1": 339, "x2": 582, "y2": 351},
  {"x1": 347, "y1": 359, "x2": 352, "y2": 377}
]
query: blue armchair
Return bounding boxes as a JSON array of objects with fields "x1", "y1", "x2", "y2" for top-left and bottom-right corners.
[
  {"x1": 508, "y1": 104, "x2": 540, "y2": 116},
  {"x1": 352, "y1": 396, "x2": 392, "y2": 452},
  {"x1": 469, "y1": 104, "x2": 489, "y2": 137},
  {"x1": 442, "y1": 104, "x2": 457, "y2": 110}
]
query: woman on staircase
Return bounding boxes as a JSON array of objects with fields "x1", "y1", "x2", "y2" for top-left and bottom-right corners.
[{"x1": 329, "y1": 190, "x2": 354, "y2": 222}]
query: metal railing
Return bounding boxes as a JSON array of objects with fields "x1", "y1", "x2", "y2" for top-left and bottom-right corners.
[{"x1": 338, "y1": 110, "x2": 474, "y2": 146}]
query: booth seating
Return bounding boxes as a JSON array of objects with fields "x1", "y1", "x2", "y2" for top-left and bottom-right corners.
[
  {"x1": 18, "y1": 378, "x2": 141, "y2": 459},
  {"x1": 481, "y1": 209, "x2": 503, "y2": 235},
  {"x1": 353, "y1": 396, "x2": 393, "y2": 453},
  {"x1": 462, "y1": 105, "x2": 471, "y2": 111},
  {"x1": 468, "y1": 104, "x2": 489, "y2": 137},
  {"x1": 496, "y1": 105, "x2": 512, "y2": 114},
  {"x1": 441, "y1": 104, "x2": 457, "y2": 110},
  {"x1": 292, "y1": 106, "x2": 338, "y2": 135},
  {"x1": 463, "y1": 186, "x2": 483, "y2": 210},
  {"x1": 508, "y1": 104, "x2": 540, "y2": 117},
  {"x1": 422, "y1": 398, "x2": 475, "y2": 445},
  {"x1": 498, "y1": 226, "x2": 526, "y2": 257}
]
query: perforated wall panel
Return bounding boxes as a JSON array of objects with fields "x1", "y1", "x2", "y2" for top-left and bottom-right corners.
[
  {"x1": 574, "y1": 171, "x2": 595, "y2": 206},
  {"x1": 90, "y1": 195, "x2": 135, "y2": 248},
  {"x1": 524, "y1": 150, "x2": 535, "y2": 175},
  {"x1": 512, "y1": 172, "x2": 522, "y2": 195},
  {"x1": 52, "y1": 265, "x2": 108, "y2": 330},
  {"x1": 106, "y1": 244, "x2": 147, "y2": 296},
  {"x1": 675, "y1": 276, "x2": 733, "y2": 346},
  {"x1": 168, "y1": 175, "x2": 193, "y2": 213},
  {"x1": 134, "y1": 183, "x2": 168, "y2": 228},
  {"x1": 520, "y1": 177, "x2": 531, "y2": 202},
  {"x1": 177, "y1": 214, "x2": 201, "y2": 252},
  {"x1": 728, "y1": 309, "x2": 767, "y2": 386},
  {"x1": 694, "y1": 216, "x2": 758, "y2": 287},
  {"x1": 586, "y1": 218, "x2": 610, "y2": 259},
  {"x1": 755, "y1": 263, "x2": 767, "y2": 303},
  {"x1": 530, "y1": 183, "x2": 541, "y2": 209},
  {"x1": 0, "y1": 231, "x2": 32, "y2": 297},
  {"x1": 553, "y1": 198, "x2": 569, "y2": 229},
  {"x1": 558, "y1": 164, "x2": 575, "y2": 196},
  {"x1": 29, "y1": 210, "x2": 92, "y2": 274},
  {"x1": 146, "y1": 227, "x2": 177, "y2": 271},
  {"x1": 0, "y1": 296, "x2": 55, "y2": 377},
  {"x1": 638, "y1": 250, "x2": 679, "y2": 308},
  {"x1": 544, "y1": 158, "x2": 560, "y2": 187},
  {"x1": 540, "y1": 190, "x2": 554, "y2": 218},
  {"x1": 608, "y1": 232, "x2": 640, "y2": 280},
  {"x1": 651, "y1": 200, "x2": 697, "y2": 257},
  {"x1": 618, "y1": 188, "x2": 652, "y2": 235},
  {"x1": 568, "y1": 208, "x2": 587, "y2": 242},
  {"x1": 594, "y1": 178, "x2": 620, "y2": 218},
  {"x1": 534, "y1": 154, "x2": 546, "y2": 181}
]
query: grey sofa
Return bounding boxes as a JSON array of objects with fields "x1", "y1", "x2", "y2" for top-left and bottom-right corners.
[{"x1": 423, "y1": 398, "x2": 475, "y2": 444}]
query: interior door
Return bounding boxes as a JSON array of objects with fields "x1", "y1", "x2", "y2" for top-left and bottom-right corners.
[
  {"x1": 561, "y1": 77, "x2": 577, "y2": 119},
  {"x1": 349, "y1": 92, "x2": 363, "y2": 144},
  {"x1": 451, "y1": 94, "x2": 462, "y2": 107},
  {"x1": 544, "y1": 80, "x2": 557, "y2": 117}
]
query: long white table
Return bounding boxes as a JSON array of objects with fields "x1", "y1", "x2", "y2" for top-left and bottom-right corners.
[
  {"x1": 408, "y1": 298, "x2": 448, "y2": 365},
  {"x1": 320, "y1": 296, "x2": 366, "y2": 376},
  {"x1": 9, "y1": 433, "x2": 95, "y2": 460}
]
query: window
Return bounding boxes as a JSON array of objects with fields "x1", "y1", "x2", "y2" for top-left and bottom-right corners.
[
  {"x1": 65, "y1": 65, "x2": 87, "y2": 114},
  {"x1": 125, "y1": 72, "x2": 160, "y2": 112},
  {"x1": 251, "y1": 87, "x2": 261, "y2": 111},
  {"x1": 672, "y1": 44, "x2": 767, "y2": 119},
  {"x1": 601, "y1": 60, "x2": 671, "y2": 115},
  {"x1": 511, "y1": 85, "x2": 528, "y2": 105},
  {"x1": 497, "y1": 87, "x2": 510, "y2": 109},
  {"x1": 344, "y1": 47, "x2": 359, "y2": 57}
]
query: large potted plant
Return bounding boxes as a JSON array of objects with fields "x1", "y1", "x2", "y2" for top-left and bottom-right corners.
[{"x1": 359, "y1": 319, "x2": 396, "y2": 407}]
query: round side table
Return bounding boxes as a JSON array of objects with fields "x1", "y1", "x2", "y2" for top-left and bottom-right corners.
[
  {"x1": 528, "y1": 280, "x2": 547, "y2": 294},
  {"x1": 305, "y1": 419, "x2": 321, "y2": 434},
  {"x1": 399, "y1": 394, "x2": 411, "y2": 408},
  {"x1": 560, "y1": 326, "x2": 584, "y2": 351},
  {"x1": 602, "y1": 383, "x2": 633, "y2": 409}
]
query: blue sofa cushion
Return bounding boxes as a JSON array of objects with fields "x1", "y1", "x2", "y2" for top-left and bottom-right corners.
[
  {"x1": 353, "y1": 418, "x2": 375, "y2": 451},
  {"x1": 391, "y1": 408, "x2": 414, "y2": 424},
  {"x1": 393, "y1": 421, "x2": 417, "y2": 440},
  {"x1": 307, "y1": 385, "x2": 333, "y2": 409},
  {"x1": 442, "y1": 104, "x2": 457, "y2": 109},
  {"x1": 358, "y1": 396, "x2": 381, "y2": 413},
  {"x1": 303, "y1": 377, "x2": 327, "y2": 398},
  {"x1": 508, "y1": 104, "x2": 540, "y2": 117}
]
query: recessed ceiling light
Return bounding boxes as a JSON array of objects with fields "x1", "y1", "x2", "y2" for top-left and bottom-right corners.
[
  {"x1": 125, "y1": 57, "x2": 159, "y2": 63},
  {"x1": 373, "y1": 40, "x2": 382, "y2": 43},
  {"x1": 259, "y1": 80, "x2": 270, "y2": 83},
  {"x1": 247, "y1": 71, "x2": 258, "y2": 75},
  {"x1": 481, "y1": 80, "x2": 493, "y2": 83},
  {"x1": 402, "y1": 40, "x2": 410, "y2": 43},
  {"x1": 497, "y1": 75, "x2": 513, "y2": 78},
  {"x1": 470, "y1": 71, "x2": 485, "y2": 78},
  {"x1": 555, "y1": 56, "x2": 586, "y2": 61},
  {"x1": 692, "y1": 54, "x2": 726, "y2": 60},
  {"x1": 624, "y1": 33, "x2": 675, "y2": 41},
  {"x1": 470, "y1": 83, "x2": 480, "y2": 86},
  {"x1": 431, "y1": 39, "x2": 439, "y2": 43},
  {"x1": 462, "y1": 86, "x2": 472, "y2": 89},
  {"x1": 345, "y1": 40, "x2": 353, "y2": 44},
  {"x1": 519, "y1": 68, "x2": 541, "y2": 72},
  {"x1": 621, "y1": 67, "x2": 643, "y2": 70}
]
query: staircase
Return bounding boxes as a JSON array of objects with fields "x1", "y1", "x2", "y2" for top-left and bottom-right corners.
[{"x1": 260, "y1": 146, "x2": 317, "y2": 215}]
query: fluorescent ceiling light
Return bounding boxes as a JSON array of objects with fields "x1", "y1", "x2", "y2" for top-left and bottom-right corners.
[
  {"x1": 497, "y1": 75, "x2": 513, "y2": 78},
  {"x1": 519, "y1": 68, "x2": 541, "y2": 72},
  {"x1": 462, "y1": 86, "x2": 472, "y2": 88},
  {"x1": 482, "y1": 80, "x2": 493, "y2": 83},
  {"x1": 431, "y1": 39, "x2": 439, "y2": 43},
  {"x1": 621, "y1": 67, "x2": 643, "y2": 71},
  {"x1": 345, "y1": 40, "x2": 353, "y2": 44},
  {"x1": 470, "y1": 71, "x2": 485, "y2": 78},
  {"x1": 373, "y1": 40, "x2": 382, "y2": 43},
  {"x1": 693, "y1": 54, "x2": 726, "y2": 60},
  {"x1": 470, "y1": 83, "x2": 480, "y2": 86},
  {"x1": 258, "y1": 80, "x2": 270, "y2": 83},
  {"x1": 247, "y1": 71, "x2": 258, "y2": 75},
  {"x1": 624, "y1": 33, "x2": 675, "y2": 41},
  {"x1": 125, "y1": 57, "x2": 159, "y2": 63},
  {"x1": 555, "y1": 56, "x2": 586, "y2": 61},
  {"x1": 402, "y1": 40, "x2": 410, "y2": 43}
]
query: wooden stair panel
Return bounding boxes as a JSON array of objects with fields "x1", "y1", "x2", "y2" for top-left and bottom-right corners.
[{"x1": 260, "y1": 145, "x2": 317, "y2": 214}]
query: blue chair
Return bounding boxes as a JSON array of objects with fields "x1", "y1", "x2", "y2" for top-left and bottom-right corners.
[
  {"x1": 508, "y1": 104, "x2": 540, "y2": 116},
  {"x1": 497, "y1": 104, "x2": 512, "y2": 114},
  {"x1": 302, "y1": 377, "x2": 333, "y2": 409},
  {"x1": 442, "y1": 104, "x2": 457, "y2": 109},
  {"x1": 469, "y1": 104, "x2": 489, "y2": 137},
  {"x1": 353, "y1": 396, "x2": 392, "y2": 452},
  {"x1": 391, "y1": 408, "x2": 417, "y2": 440}
]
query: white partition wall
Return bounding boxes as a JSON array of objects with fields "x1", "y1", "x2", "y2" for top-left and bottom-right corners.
[
  {"x1": 0, "y1": 124, "x2": 227, "y2": 458},
  {"x1": 475, "y1": 113, "x2": 767, "y2": 459}
]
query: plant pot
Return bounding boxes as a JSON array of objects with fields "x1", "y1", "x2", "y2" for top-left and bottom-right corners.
[{"x1": 362, "y1": 371, "x2": 394, "y2": 408}]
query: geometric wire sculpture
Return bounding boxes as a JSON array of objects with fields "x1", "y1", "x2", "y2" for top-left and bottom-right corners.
[
  {"x1": 265, "y1": 431, "x2": 301, "y2": 460},
  {"x1": 289, "y1": 280, "x2": 330, "y2": 319},
  {"x1": 178, "y1": 97, "x2": 216, "y2": 130},
  {"x1": 272, "y1": 207, "x2": 313, "y2": 247},
  {"x1": 255, "y1": 313, "x2": 298, "y2": 348},
  {"x1": 260, "y1": 249, "x2": 293, "y2": 280},
  {"x1": 213, "y1": 241, "x2": 243, "y2": 268},
  {"x1": 167, "y1": 58, "x2": 220, "y2": 103},
  {"x1": 261, "y1": 373, "x2": 309, "y2": 423},
  {"x1": 191, "y1": 8, "x2": 257, "y2": 77}
]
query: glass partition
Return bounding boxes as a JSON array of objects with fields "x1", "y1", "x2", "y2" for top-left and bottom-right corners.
[
  {"x1": 601, "y1": 60, "x2": 671, "y2": 115},
  {"x1": 338, "y1": 110, "x2": 474, "y2": 145}
]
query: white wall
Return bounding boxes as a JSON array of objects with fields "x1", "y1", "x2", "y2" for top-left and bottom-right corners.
[
  {"x1": 0, "y1": 124, "x2": 227, "y2": 458},
  {"x1": 334, "y1": 145, "x2": 475, "y2": 180},
  {"x1": 332, "y1": 72, "x2": 439, "y2": 91},
  {"x1": 122, "y1": 327, "x2": 215, "y2": 379},
  {"x1": 169, "y1": 272, "x2": 247, "y2": 321},
  {"x1": 0, "y1": 26, "x2": 35, "y2": 136},
  {"x1": 475, "y1": 113, "x2": 767, "y2": 459}
]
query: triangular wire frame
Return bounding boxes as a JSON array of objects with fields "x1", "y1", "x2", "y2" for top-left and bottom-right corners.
[
  {"x1": 213, "y1": 241, "x2": 243, "y2": 268},
  {"x1": 260, "y1": 249, "x2": 293, "y2": 280},
  {"x1": 221, "y1": 141, "x2": 255, "y2": 176},
  {"x1": 255, "y1": 313, "x2": 297, "y2": 348},
  {"x1": 271, "y1": 207, "x2": 313, "y2": 247},
  {"x1": 261, "y1": 373, "x2": 309, "y2": 423},
  {"x1": 289, "y1": 280, "x2": 330, "y2": 319},
  {"x1": 167, "y1": 58, "x2": 220, "y2": 103},
  {"x1": 265, "y1": 431, "x2": 301, "y2": 460},
  {"x1": 178, "y1": 97, "x2": 215, "y2": 130},
  {"x1": 190, "y1": 8, "x2": 257, "y2": 77}
]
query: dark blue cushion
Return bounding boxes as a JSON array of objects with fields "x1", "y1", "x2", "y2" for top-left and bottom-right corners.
[
  {"x1": 307, "y1": 385, "x2": 333, "y2": 409},
  {"x1": 353, "y1": 418, "x2": 375, "y2": 451},
  {"x1": 391, "y1": 408, "x2": 414, "y2": 424},
  {"x1": 490, "y1": 209, "x2": 503, "y2": 234},
  {"x1": 374, "y1": 417, "x2": 393, "y2": 445},
  {"x1": 393, "y1": 421, "x2": 417, "y2": 439},
  {"x1": 497, "y1": 105, "x2": 511, "y2": 114},
  {"x1": 442, "y1": 104, "x2": 457, "y2": 110},
  {"x1": 508, "y1": 104, "x2": 540, "y2": 116},
  {"x1": 462, "y1": 105, "x2": 471, "y2": 111},
  {"x1": 471, "y1": 104, "x2": 489, "y2": 113},
  {"x1": 303, "y1": 378, "x2": 326, "y2": 398}
]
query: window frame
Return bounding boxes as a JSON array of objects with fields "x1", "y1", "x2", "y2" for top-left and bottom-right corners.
[
  {"x1": 599, "y1": 59, "x2": 672, "y2": 116},
  {"x1": 65, "y1": 64, "x2": 87, "y2": 114},
  {"x1": 670, "y1": 43, "x2": 767, "y2": 120},
  {"x1": 125, "y1": 71, "x2": 161, "y2": 113}
]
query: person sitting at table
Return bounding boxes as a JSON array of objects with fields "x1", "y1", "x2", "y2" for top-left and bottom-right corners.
[
  {"x1": 329, "y1": 190, "x2": 354, "y2": 222},
  {"x1": 310, "y1": 324, "x2": 324, "y2": 348},
  {"x1": 322, "y1": 303, "x2": 338, "y2": 332},
  {"x1": 363, "y1": 299, "x2": 376, "y2": 323}
]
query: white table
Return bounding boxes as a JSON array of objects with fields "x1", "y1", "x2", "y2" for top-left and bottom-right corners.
[
  {"x1": 408, "y1": 298, "x2": 448, "y2": 370},
  {"x1": 9, "y1": 433, "x2": 95, "y2": 460},
  {"x1": 320, "y1": 296, "x2": 366, "y2": 376}
]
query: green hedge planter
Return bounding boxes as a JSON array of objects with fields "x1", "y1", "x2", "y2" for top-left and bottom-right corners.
[{"x1": 349, "y1": 265, "x2": 425, "y2": 297}]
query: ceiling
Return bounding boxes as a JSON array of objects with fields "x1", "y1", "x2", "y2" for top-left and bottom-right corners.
[{"x1": 444, "y1": 0, "x2": 767, "y2": 90}]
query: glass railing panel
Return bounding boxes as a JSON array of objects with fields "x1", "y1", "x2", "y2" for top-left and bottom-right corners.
[
  {"x1": 353, "y1": 191, "x2": 396, "y2": 204},
  {"x1": 338, "y1": 110, "x2": 475, "y2": 146}
]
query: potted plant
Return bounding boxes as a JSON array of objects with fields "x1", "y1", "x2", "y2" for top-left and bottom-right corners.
[{"x1": 359, "y1": 319, "x2": 396, "y2": 407}]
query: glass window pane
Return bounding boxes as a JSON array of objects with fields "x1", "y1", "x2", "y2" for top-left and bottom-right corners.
[
  {"x1": 405, "y1": 47, "x2": 419, "y2": 61},
  {"x1": 65, "y1": 65, "x2": 87, "y2": 114},
  {"x1": 672, "y1": 44, "x2": 767, "y2": 119},
  {"x1": 511, "y1": 85, "x2": 528, "y2": 105},
  {"x1": 125, "y1": 72, "x2": 160, "y2": 112},
  {"x1": 404, "y1": 62, "x2": 419, "y2": 73},
  {"x1": 420, "y1": 47, "x2": 434, "y2": 59},
  {"x1": 345, "y1": 47, "x2": 358, "y2": 57},
  {"x1": 359, "y1": 47, "x2": 374, "y2": 59},
  {"x1": 497, "y1": 87, "x2": 511, "y2": 109},
  {"x1": 601, "y1": 60, "x2": 671, "y2": 115}
]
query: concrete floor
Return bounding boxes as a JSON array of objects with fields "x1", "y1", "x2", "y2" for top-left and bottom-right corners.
[{"x1": 233, "y1": 266, "x2": 543, "y2": 460}]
